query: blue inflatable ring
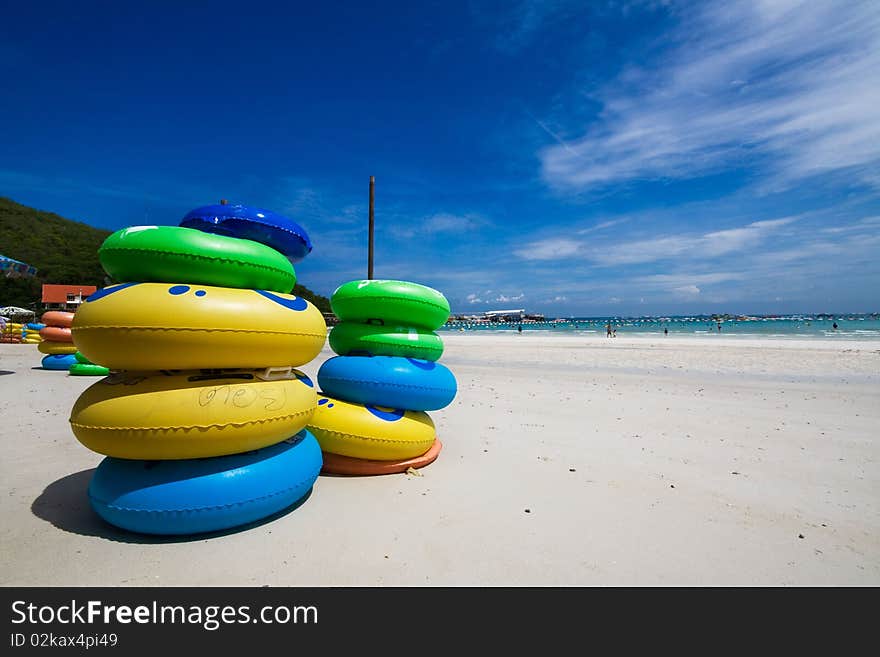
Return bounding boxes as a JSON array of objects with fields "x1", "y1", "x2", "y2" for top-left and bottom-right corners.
[
  {"x1": 317, "y1": 355, "x2": 457, "y2": 411},
  {"x1": 88, "y1": 429, "x2": 323, "y2": 535},
  {"x1": 41, "y1": 354, "x2": 77, "y2": 370},
  {"x1": 179, "y1": 203, "x2": 313, "y2": 263}
]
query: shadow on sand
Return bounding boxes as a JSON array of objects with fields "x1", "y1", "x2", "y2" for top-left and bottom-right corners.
[
  {"x1": 31, "y1": 469, "x2": 313, "y2": 544},
  {"x1": 0, "y1": 370, "x2": 14, "y2": 376}
]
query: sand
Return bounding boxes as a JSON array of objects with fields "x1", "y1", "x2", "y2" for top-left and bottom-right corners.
[{"x1": 1, "y1": 334, "x2": 878, "y2": 586}]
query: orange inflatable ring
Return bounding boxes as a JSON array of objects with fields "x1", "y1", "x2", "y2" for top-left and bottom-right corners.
[
  {"x1": 39, "y1": 326, "x2": 73, "y2": 342},
  {"x1": 41, "y1": 311, "x2": 75, "y2": 328},
  {"x1": 321, "y1": 438, "x2": 442, "y2": 476}
]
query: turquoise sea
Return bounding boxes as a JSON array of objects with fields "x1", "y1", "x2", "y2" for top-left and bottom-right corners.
[{"x1": 440, "y1": 313, "x2": 880, "y2": 340}]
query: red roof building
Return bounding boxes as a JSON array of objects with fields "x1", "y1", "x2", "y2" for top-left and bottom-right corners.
[{"x1": 42, "y1": 284, "x2": 97, "y2": 311}]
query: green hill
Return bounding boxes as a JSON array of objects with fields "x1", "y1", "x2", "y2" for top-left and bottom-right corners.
[{"x1": 0, "y1": 197, "x2": 330, "y2": 313}]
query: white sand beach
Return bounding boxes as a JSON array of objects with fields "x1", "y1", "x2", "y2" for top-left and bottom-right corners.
[{"x1": 1, "y1": 334, "x2": 878, "y2": 586}]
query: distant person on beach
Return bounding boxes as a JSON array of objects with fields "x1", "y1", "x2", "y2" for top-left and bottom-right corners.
[
  {"x1": 518, "y1": 324, "x2": 522, "y2": 334},
  {"x1": 606, "y1": 322, "x2": 612, "y2": 338},
  {"x1": 664, "y1": 327, "x2": 668, "y2": 336},
  {"x1": 833, "y1": 322, "x2": 838, "y2": 330},
  {"x1": 717, "y1": 322, "x2": 722, "y2": 332},
  {"x1": 612, "y1": 329, "x2": 617, "y2": 338}
]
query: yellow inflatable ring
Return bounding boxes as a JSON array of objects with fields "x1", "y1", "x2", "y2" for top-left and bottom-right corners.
[
  {"x1": 70, "y1": 367, "x2": 318, "y2": 459},
  {"x1": 307, "y1": 394, "x2": 435, "y2": 460},
  {"x1": 72, "y1": 283, "x2": 327, "y2": 370},
  {"x1": 38, "y1": 340, "x2": 78, "y2": 355}
]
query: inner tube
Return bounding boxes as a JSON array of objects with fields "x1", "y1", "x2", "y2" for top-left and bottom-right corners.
[
  {"x1": 321, "y1": 438, "x2": 442, "y2": 476},
  {"x1": 41, "y1": 311, "x2": 74, "y2": 328},
  {"x1": 68, "y1": 363, "x2": 111, "y2": 376},
  {"x1": 99, "y1": 225, "x2": 297, "y2": 293},
  {"x1": 26, "y1": 322, "x2": 45, "y2": 330},
  {"x1": 88, "y1": 429, "x2": 323, "y2": 535},
  {"x1": 41, "y1": 354, "x2": 78, "y2": 370},
  {"x1": 318, "y1": 355, "x2": 457, "y2": 411},
  {"x1": 329, "y1": 322, "x2": 443, "y2": 361},
  {"x1": 70, "y1": 368, "x2": 318, "y2": 460},
  {"x1": 331, "y1": 280, "x2": 450, "y2": 330},
  {"x1": 38, "y1": 340, "x2": 78, "y2": 355},
  {"x1": 74, "y1": 351, "x2": 92, "y2": 364},
  {"x1": 307, "y1": 394, "x2": 435, "y2": 461},
  {"x1": 180, "y1": 203, "x2": 312, "y2": 263},
  {"x1": 39, "y1": 326, "x2": 73, "y2": 342},
  {"x1": 73, "y1": 282, "x2": 326, "y2": 370}
]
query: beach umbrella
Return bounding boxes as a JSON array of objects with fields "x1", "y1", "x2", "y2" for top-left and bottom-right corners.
[{"x1": 0, "y1": 306, "x2": 36, "y2": 322}]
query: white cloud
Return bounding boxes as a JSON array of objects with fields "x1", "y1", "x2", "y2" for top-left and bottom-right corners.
[
  {"x1": 673, "y1": 285, "x2": 701, "y2": 296},
  {"x1": 576, "y1": 218, "x2": 628, "y2": 235},
  {"x1": 540, "y1": 0, "x2": 880, "y2": 191},
  {"x1": 636, "y1": 272, "x2": 746, "y2": 287},
  {"x1": 516, "y1": 215, "x2": 799, "y2": 265},
  {"x1": 820, "y1": 216, "x2": 880, "y2": 234},
  {"x1": 514, "y1": 237, "x2": 582, "y2": 260},
  {"x1": 424, "y1": 213, "x2": 488, "y2": 233},
  {"x1": 392, "y1": 212, "x2": 490, "y2": 239},
  {"x1": 495, "y1": 293, "x2": 525, "y2": 302}
]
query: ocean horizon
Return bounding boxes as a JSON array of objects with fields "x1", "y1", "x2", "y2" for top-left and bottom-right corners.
[{"x1": 441, "y1": 312, "x2": 880, "y2": 339}]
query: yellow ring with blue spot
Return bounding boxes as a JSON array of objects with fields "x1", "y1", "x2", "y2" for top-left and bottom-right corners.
[
  {"x1": 70, "y1": 368, "x2": 318, "y2": 459},
  {"x1": 72, "y1": 282, "x2": 327, "y2": 370},
  {"x1": 307, "y1": 394, "x2": 436, "y2": 460}
]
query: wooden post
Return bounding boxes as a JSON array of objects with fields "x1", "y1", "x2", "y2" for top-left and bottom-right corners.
[{"x1": 368, "y1": 176, "x2": 375, "y2": 280}]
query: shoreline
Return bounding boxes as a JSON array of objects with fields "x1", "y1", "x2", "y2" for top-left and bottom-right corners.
[
  {"x1": 437, "y1": 331, "x2": 880, "y2": 351},
  {"x1": 439, "y1": 329, "x2": 880, "y2": 342}
]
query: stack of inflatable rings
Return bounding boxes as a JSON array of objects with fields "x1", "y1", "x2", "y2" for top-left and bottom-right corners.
[
  {"x1": 38, "y1": 312, "x2": 78, "y2": 369},
  {"x1": 310, "y1": 279, "x2": 457, "y2": 475},
  {"x1": 24, "y1": 322, "x2": 44, "y2": 344},
  {"x1": 1, "y1": 321, "x2": 25, "y2": 343},
  {"x1": 68, "y1": 205, "x2": 327, "y2": 535}
]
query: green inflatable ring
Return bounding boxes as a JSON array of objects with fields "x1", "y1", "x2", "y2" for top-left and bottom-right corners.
[
  {"x1": 331, "y1": 280, "x2": 450, "y2": 330},
  {"x1": 69, "y1": 363, "x2": 111, "y2": 376},
  {"x1": 99, "y1": 226, "x2": 296, "y2": 292},
  {"x1": 329, "y1": 322, "x2": 443, "y2": 361},
  {"x1": 74, "y1": 351, "x2": 91, "y2": 364}
]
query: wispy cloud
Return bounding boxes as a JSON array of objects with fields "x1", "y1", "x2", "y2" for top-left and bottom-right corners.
[
  {"x1": 576, "y1": 218, "x2": 628, "y2": 235},
  {"x1": 673, "y1": 284, "x2": 700, "y2": 297},
  {"x1": 475, "y1": 0, "x2": 585, "y2": 53},
  {"x1": 390, "y1": 212, "x2": 491, "y2": 239},
  {"x1": 540, "y1": 0, "x2": 880, "y2": 191},
  {"x1": 819, "y1": 216, "x2": 880, "y2": 234},
  {"x1": 424, "y1": 212, "x2": 490, "y2": 233},
  {"x1": 516, "y1": 215, "x2": 800, "y2": 263},
  {"x1": 273, "y1": 178, "x2": 365, "y2": 227},
  {"x1": 514, "y1": 237, "x2": 582, "y2": 260}
]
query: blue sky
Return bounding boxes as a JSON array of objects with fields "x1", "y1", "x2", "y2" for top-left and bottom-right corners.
[{"x1": 2, "y1": 0, "x2": 878, "y2": 316}]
